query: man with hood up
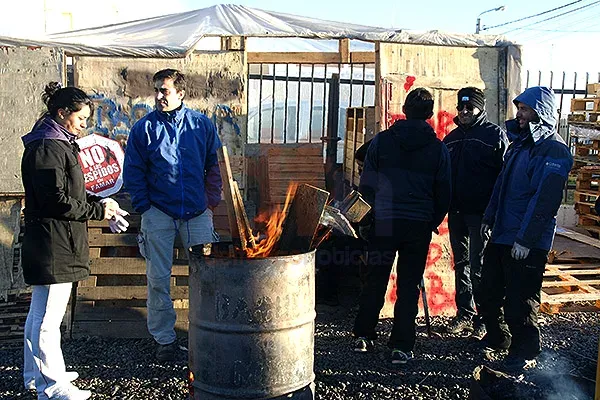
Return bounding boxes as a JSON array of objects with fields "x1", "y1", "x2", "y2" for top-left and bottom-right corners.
[
  {"x1": 479, "y1": 86, "x2": 573, "y2": 371},
  {"x1": 443, "y1": 88, "x2": 508, "y2": 340},
  {"x1": 352, "y1": 88, "x2": 451, "y2": 365}
]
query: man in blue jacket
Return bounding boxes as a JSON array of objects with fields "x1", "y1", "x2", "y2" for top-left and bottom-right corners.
[
  {"x1": 479, "y1": 86, "x2": 573, "y2": 371},
  {"x1": 352, "y1": 88, "x2": 451, "y2": 365},
  {"x1": 443, "y1": 88, "x2": 507, "y2": 340},
  {"x1": 124, "y1": 69, "x2": 222, "y2": 361}
]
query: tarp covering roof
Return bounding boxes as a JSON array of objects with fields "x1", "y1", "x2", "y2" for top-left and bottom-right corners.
[{"x1": 0, "y1": 4, "x2": 515, "y2": 58}]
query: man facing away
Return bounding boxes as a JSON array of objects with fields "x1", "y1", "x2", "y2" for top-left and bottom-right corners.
[
  {"x1": 479, "y1": 86, "x2": 573, "y2": 372},
  {"x1": 352, "y1": 88, "x2": 452, "y2": 365},
  {"x1": 124, "y1": 69, "x2": 223, "y2": 361},
  {"x1": 443, "y1": 87, "x2": 507, "y2": 339}
]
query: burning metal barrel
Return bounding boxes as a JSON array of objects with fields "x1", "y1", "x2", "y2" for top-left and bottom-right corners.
[{"x1": 188, "y1": 245, "x2": 316, "y2": 399}]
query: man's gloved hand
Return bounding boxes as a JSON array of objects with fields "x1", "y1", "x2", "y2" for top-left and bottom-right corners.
[
  {"x1": 358, "y1": 224, "x2": 372, "y2": 242},
  {"x1": 108, "y1": 214, "x2": 130, "y2": 233},
  {"x1": 480, "y1": 223, "x2": 492, "y2": 242},
  {"x1": 511, "y1": 242, "x2": 530, "y2": 260}
]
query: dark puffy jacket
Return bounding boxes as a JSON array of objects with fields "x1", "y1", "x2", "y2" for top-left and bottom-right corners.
[
  {"x1": 483, "y1": 87, "x2": 573, "y2": 251},
  {"x1": 443, "y1": 113, "x2": 507, "y2": 214},
  {"x1": 359, "y1": 119, "x2": 451, "y2": 229},
  {"x1": 21, "y1": 116, "x2": 104, "y2": 285}
]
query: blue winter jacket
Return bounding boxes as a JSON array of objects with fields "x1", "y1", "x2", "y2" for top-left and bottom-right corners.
[
  {"x1": 124, "y1": 104, "x2": 222, "y2": 220},
  {"x1": 483, "y1": 87, "x2": 573, "y2": 251}
]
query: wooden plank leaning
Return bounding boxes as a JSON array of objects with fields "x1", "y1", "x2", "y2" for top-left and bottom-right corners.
[{"x1": 217, "y1": 146, "x2": 255, "y2": 252}]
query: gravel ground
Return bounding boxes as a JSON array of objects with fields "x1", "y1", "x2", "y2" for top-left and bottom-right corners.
[{"x1": 1, "y1": 303, "x2": 598, "y2": 399}]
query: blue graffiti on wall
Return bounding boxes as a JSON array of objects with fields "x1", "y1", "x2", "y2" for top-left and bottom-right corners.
[
  {"x1": 86, "y1": 94, "x2": 242, "y2": 141},
  {"x1": 87, "y1": 94, "x2": 152, "y2": 139}
]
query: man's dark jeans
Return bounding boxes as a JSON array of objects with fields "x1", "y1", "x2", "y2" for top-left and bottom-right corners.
[
  {"x1": 353, "y1": 218, "x2": 432, "y2": 352},
  {"x1": 448, "y1": 212, "x2": 484, "y2": 322},
  {"x1": 479, "y1": 243, "x2": 548, "y2": 359}
]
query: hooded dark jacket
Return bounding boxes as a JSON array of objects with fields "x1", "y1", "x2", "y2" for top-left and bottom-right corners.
[
  {"x1": 443, "y1": 112, "x2": 507, "y2": 214},
  {"x1": 483, "y1": 87, "x2": 573, "y2": 251},
  {"x1": 21, "y1": 115, "x2": 104, "y2": 285},
  {"x1": 359, "y1": 119, "x2": 451, "y2": 228}
]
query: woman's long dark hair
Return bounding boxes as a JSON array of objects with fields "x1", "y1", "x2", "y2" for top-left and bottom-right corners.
[{"x1": 41, "y1": 82, "x2": 94, "y2": 118}]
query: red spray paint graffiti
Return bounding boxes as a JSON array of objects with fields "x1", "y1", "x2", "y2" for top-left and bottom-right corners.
[
  {"x1": 387, "y1": 111, "x2": 456, "y2": 141},
  {"x1": 379, "y1": 77, "x2": 459, "y2": 316},
  {"x1": 404, "y1": 76, "x2": 416, "y2": 92},
  {"x1": 384, "y1": 217, "x2": 456, "y2": 316}
]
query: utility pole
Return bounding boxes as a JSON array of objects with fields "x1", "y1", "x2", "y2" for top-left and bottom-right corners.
[{"x1": 475, "y1": 6, "x2": 505, "y2": 34}]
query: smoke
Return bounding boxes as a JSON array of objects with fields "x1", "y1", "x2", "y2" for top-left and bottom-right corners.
[{"x1": 530, "y1": 353, "x2": 594, "y2": 400}]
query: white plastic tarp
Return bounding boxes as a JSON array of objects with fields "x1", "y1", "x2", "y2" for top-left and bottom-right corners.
[{"x1": 0, "y1": 4, "x2": 514, "y2": 58}]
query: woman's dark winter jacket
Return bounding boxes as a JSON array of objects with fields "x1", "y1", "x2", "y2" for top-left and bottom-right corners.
[
  {"x1": 483, "y1": 87, "x2": 573, "y2": 251},
  {"x1": 21, "y1": 116, "x2": 104, "y2": 285},
  {"x1": 359, "y1": 119, "x2": 452, "y2": 229},
  {"x1": 443, "y1": 112, "x2": 507, "y2": 214}
]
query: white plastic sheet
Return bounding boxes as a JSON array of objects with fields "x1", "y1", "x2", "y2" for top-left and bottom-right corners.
[{"x1": 0, "y1": 4, "x2": 514, "y2": 58}]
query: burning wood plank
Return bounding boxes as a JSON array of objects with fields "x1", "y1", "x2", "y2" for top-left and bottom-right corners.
[
  {"x1": 277, "y1": 184, "x2": 329, "y2": 254},
  {"x1": 233, "y1": 181, "x2": 256, "y2": 249}
]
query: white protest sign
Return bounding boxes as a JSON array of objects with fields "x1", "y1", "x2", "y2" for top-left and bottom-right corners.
[{"x1": 76, "y1": 134, "x2": 125, "y2": 197}]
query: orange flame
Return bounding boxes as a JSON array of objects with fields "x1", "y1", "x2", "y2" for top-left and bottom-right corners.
[{"x1": 244, "y1": 183, "x2": 298, "y2": 258}]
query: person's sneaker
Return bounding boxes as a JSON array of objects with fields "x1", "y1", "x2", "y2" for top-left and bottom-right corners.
[
  {"x1": 391, "y1": 349, "x2": 414, "y2": 365},
  {"x1": 352, "y1": 337, "x2": 373, "y2": 353},
  {"x1": 38, "y1": 384, "x2": 91, "y2": 400},
  {"x1": 25, "y1": 371, "x2": 79, "y2": 390},
  {"x1": 446, "y1": 316, "x2": 473, "y2": 334},
  {"x1": 156, "y1": 341, "x2": 178, "y2": 362},
  {"x1": 502, "y1": 355, "x2": 537, "y2": 372},
  {"x1": 471, "y1": 323, "x2": 487, "y2": 341}
]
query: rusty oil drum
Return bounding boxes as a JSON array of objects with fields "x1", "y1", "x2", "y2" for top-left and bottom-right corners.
[{"x1": 188, "y1": 249, "x2": 316, "y2": 399}]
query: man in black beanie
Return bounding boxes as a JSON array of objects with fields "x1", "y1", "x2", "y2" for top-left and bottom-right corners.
[{"x1": 443, "y1": 87, "x2": 508, "y2": 340}]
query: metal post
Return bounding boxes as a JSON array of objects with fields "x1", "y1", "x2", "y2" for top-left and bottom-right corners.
[{"x1": 324, "y1": 73, "x2": 341, "y2": 194}]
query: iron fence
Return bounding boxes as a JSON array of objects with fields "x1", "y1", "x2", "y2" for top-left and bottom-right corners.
[{"x1": 246, "y1": 63, "x2": 376, "y2": 162}]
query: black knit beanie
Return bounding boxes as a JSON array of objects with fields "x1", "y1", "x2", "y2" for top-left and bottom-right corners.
[{"x1": 457, "y1": 87, "x2": 485, "y2": 111}]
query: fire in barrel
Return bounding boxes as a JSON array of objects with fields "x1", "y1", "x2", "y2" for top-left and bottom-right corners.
[{"x1": 187, "y1": 147, "x2": 369, "y2": 400}]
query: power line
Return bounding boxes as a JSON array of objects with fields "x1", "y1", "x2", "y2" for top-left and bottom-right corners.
[
  {"x1": 517, "y1": 7, "x2": 600, "y2": 41},
  {"x1": 523, "y1": 28, "x2": 600, "y2": 32},
  {"x1": 502, "y1": 0, "x2": 600, "y2": 34},
  {"x1": 482, "y1": 0, "x2": 583, "y2": 30},
  {"x1": 521, "y1": 9, "x2": 600, "y2": 45}
]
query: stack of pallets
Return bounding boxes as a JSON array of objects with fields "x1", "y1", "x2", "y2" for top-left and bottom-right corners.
[
  {"x1": 542, "y1": 229, "x2": 600, "y2": 313},
  {"x1": 569, "y1": 83, "x2": 600, "y2": 124},
  {"x1": 542, "y1": 263, "x2": 600, "y2": 313},
  {"x1": 575, "y1": 167, "x2": 600, "y2": 237}
]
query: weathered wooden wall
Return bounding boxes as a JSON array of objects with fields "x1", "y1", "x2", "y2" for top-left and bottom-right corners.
[
  {"x1": 73, "y1": 52, "x2": 247, "y2": 190},
  {"x1": 0, "y1": 47, "x2": 64, "y2": 295}
]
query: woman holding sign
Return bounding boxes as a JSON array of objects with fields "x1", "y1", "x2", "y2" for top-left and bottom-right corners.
[{"x1": 20, "y1": 82, "x2": 121, "y2": 400}]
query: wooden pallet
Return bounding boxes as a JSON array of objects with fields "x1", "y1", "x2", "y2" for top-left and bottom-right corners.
[
  {"x1": 541, "y1": 263, "x2": 600, "y2": 313},
  {"x1": 0, "y1": 290, "x2": 31, "y2": 349},
  {"x1": 572, "y1": 98, "x2": 600, "y2": 113},
  {"x1": 587, "y1": 83, "x2": 600, "y2": 97},
  {"x1": 343, "y1": 107, "x2": 377, "y2": 189},
  {"x1": 68, "y1": 194, "x2": 232, "y2": 338}
]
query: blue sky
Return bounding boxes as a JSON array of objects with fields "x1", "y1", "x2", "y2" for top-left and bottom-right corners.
[{"x1": 3, "y1": 0, "x2": 600, "y2": 76}]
